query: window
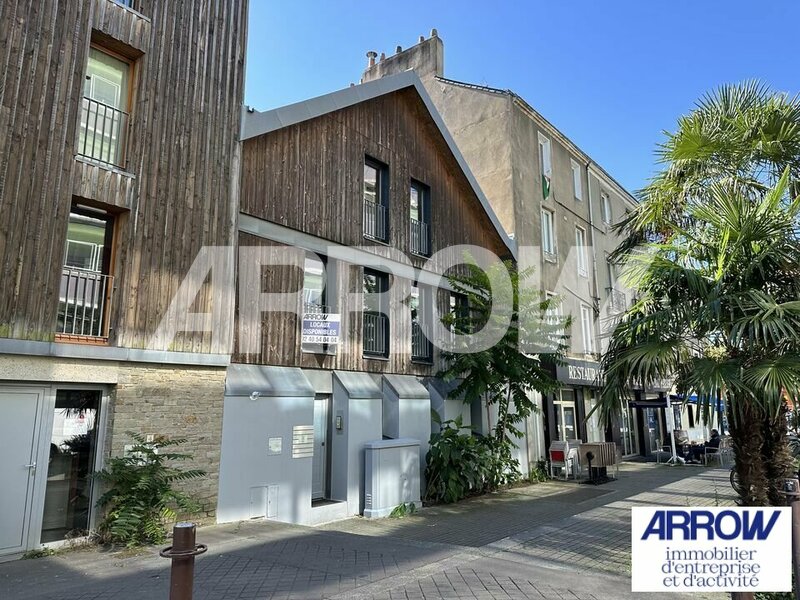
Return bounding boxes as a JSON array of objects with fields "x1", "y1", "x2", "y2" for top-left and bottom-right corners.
[
  {"x1": 575, "y1": 226, "x2": 588, "y2": 277},
  {"x1": 447, "y1": 292, "x2": 468, "y2": 333},
  {"x1": 79, "y1": 46, "x2": 132, "y2": 168},
  {"x1": 606, "y1": 260, "x2": 626, "y2": 312},
  {"x1": 571, "y1": 160, "x2": 583, "y2": 201},
  {"x1": 58, "y1": 207, "x2": 115, "y2": 340},
  {"x1": 538, "y1": 133, "x2": 552, "y2": 199},
  {"x1": 302, "y1": 254, "x2": 336, "y2": 354},
  {"x1": 363, "y1": 269, "x2": 389, "y2": 357},
  {"x1": 363, "y1": 158, "x2": 389, "y2": 242},
  {"x1": 600, "y1": 192, "x2": 612, "y2": 224},
  {"x1": 410, "y1": 284, "x2": 432, "y2": 362},
  {"x1": 554, "y1": 389, "x2": 577, "y2": 441},
  {"x1": 410, "y1": 181, "x2": 431, "y2": 256},
  {"x1": 544, "y1": 291, "x2": 561, "y2": 325},
  {"x1": 303, "y1": 254, "x2": 327, "y2": 313},
  {"x1": 541, "y1": 208, "x2": 556, "y2": 258},
  {"x1": 580, "y1": 304, "x2": 595, "y2": 354}
]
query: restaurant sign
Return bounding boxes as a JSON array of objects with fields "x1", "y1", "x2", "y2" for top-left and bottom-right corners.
[
  {"x1": 555, "y1": 358, "x2": 603, "y2": 387},
  {"x1": 301, "y1": 313, "x2": 341, "y2": 345}
]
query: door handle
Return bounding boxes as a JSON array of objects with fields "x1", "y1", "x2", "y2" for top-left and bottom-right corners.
[{"x1": 25, "y1": 462, "x2": 37, "y2": 470}]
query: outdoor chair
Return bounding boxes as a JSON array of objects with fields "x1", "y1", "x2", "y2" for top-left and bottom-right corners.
[
  {"x1": 704, "y1": 437, "x2": 732, "y2": 467},
  {"x1": 654, "y1": 438, "x2": 672, "y2": 464}
]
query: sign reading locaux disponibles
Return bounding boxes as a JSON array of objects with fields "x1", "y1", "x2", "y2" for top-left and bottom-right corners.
[
  {"x1": 631, "y1": 507, "x2": 791, "y2": 593},
  {"x1": 301, "y1": 313, "x2": 341, "y2": 345}
]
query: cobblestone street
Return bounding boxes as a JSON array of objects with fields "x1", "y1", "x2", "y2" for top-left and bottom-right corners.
[{"x1": 0, "y1": 464, "x2": 733, "y2": 600}]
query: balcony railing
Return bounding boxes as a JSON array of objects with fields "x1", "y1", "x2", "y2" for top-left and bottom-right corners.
[
  {"x1": 57, "y1": 267, "x2": 113, "y2": 339},
  {"x1": 78, "y1": 97, "x2": 130, "y2": 169},
  {"x1": 363, "y1": 199, "x2": 389, "y2": 242},
  {"x1": 410, "y1": 218, "x2": 430, "y2": 256},
  {"x1": 607, "y1": 288, "x2": 627, "y2": 313},
  {"x1": 411, "y1": 321, "x2": 433, "y2": 362},
  {"x1": 363, "y1": 311, "x2": 389, "y2": 357},
  {"x1": 303, "y1": 301, "x2": 329, "y2": 315}
]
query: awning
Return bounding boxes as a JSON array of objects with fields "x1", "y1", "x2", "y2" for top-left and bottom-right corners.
[
  {"x1": 669, "y1": 393, "x2": 726, "y2": 410},
  {"x1": 630, "y1": 399, "x2": 667, "y2": 409}
]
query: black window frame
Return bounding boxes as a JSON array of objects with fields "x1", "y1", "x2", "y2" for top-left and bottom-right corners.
[
  {"x1": 409, "y1": 179, "x2": 431, "y2": 257},
  {"x1": 362, "y1": 157, "x2": 390, "y2": 243},
  {"x1": 410, "y1": 282, "x2": 433, "y2": 363},
  {"x1": 362, "y1": 268, "x2": 390, "y2": 358}
]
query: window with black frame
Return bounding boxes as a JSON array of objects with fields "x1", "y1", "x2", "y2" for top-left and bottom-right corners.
[
  {"x1": 410, "y1": 284, "x2": 433, "y2": 362},
  {"x1": 58, "y1": 207, "x2": 115, "y2": 340},
  {"x1": 362, "y1": 269, "x2": 389, "y2": 357},
  {"x1": 409, "y1": 181, "x2": 431, "y2": 256},
  {"x1": 363, "y1": 158, "x2": 389, "y2": 242},
  {"x1": 301, "y1": 253, "x2": 336, "y2": 354}
]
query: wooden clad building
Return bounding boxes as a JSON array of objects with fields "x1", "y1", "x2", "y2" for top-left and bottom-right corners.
[
  {"x1": 216, "y1": 72, "x2": 522, "y2": 526},
  {"x1": 0, "y1": 0, "x2": 247, "y2": 557},
  {"x1": 235, "y1": 74, "x2": 513, "y2": 375}
]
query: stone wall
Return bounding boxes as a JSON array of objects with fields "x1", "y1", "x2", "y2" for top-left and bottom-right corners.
[{"x1": 106, "y1": 363, "x2": 227, "y2": 518}]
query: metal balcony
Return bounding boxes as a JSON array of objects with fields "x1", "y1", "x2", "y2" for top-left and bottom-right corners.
[
  {"x1": 411, "y1": 321, "x2": 433, "y2": 362},
  {"x1": 363, "y1": 199, "x2": 389, "y2": 242},
  {"x1": 410, "y1": 218, "x2": 430, "y2": 256},
  {"x1": 57, "y1": 267, "x2": 113, "y2": 339},
  {"x1": 606, "y1": 288, "x2": 627, "y2": 313},
  {"x1": 77, "y1": 97, "x2": 130, "y2": 169},
  {"x1": 363, "y1": 311, "x2": 389, "y2": 357}
]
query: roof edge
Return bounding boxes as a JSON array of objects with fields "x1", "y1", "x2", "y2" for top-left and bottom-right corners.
[
  {"x1": 241, "y1": 71, "x2": 517, "y2": 260},
  {"x1": 435, "y1": 75, "x2": 638, "y2": 206}
]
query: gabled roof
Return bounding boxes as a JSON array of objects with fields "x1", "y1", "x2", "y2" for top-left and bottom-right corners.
[{"x1": 241, "y1": 70, "x2": 517, "y2": 259}]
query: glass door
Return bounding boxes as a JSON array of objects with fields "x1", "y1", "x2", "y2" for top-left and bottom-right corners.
[
  {"x1": 553, "y1": 389, "x2": 577, "y2": 441},
  {"x1": 40, "y1": 390, "x2": 102, "y2": 543},
  {"x1": 619, "y1": 403, "x2": 639, "y2": 457}
]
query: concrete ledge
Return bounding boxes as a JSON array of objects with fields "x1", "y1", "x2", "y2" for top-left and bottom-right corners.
[
  {"x1": 363, "y1": 500, "x2": 422, "y2": 519},
  {"x1": 0, "y1": 337, "x2": 230, "y2": 367}
]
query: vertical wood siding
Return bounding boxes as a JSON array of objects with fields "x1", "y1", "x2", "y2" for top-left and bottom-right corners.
[
  {"x1": 236, "y1": 88, "x2": 510, "y2": 374},
  {"x1": 0, "y1": 0, "x2": 247, "y2": 352}
]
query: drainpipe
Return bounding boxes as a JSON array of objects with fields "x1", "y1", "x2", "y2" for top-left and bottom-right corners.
[{"x1": 586, "y1": 162, "x2": 601, "y2": 349}]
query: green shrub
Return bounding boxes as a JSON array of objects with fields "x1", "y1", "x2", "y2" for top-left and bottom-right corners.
[
  {"x1": 425, "y1": 415, "x2": 494, "y2": 503},
  {"x1": 94, "y1": 432, "x2": 205, "y2": 547},
  {"x1": 389, "y1": 502, "x2": 417, "y2": 518},
  {"x1": 529, "y1": 459, "x2": 549, "y2": 483}
]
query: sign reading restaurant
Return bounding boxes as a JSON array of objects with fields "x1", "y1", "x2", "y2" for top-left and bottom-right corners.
[
  {"x1": 301, "y1": 313, "x2": 341, "y2": 345},
  {"x1": 555, "y1": 358, "x2": 603, "y2": 386}
]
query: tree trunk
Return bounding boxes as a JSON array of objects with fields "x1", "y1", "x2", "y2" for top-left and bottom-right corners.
[
  {"x1": 762, "y1": 400, "x2": 795, "y2": 506},
  {"x1": 729, "y1": 399, "x2": 770, "y2": 506}
]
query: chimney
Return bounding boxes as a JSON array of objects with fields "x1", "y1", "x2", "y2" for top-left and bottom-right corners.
[{"x1": 360, "y1": 30, "x2": 445, "y2": 84}]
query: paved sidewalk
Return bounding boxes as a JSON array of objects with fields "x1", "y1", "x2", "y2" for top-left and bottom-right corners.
[{"x1": 0, "y1": 463, "x2": 733, "y2": 600}]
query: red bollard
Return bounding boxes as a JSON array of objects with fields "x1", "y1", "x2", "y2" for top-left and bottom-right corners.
[{"x1": 160, "y1": 522, "x2": 207, "y2": 600}]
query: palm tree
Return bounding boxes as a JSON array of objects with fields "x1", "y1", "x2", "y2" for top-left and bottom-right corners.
[
  {"x1": 613, "y1": 81, "x2": 800, "y2": 259},
  {"x1": 599, "y1": 170, "x2": 800, "y2": 506},
  {"x1": 599, "y1": 82, "x2": 800, "y2": 507}
]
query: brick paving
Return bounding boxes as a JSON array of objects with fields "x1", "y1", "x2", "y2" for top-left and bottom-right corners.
[{"x1": 0, "y1": 463, "x2": 733, "y2": 600}]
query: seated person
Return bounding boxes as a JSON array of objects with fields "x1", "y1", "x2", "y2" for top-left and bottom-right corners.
[{"x1": 689, "y1": 429, "x2": 721, "y2": 462}]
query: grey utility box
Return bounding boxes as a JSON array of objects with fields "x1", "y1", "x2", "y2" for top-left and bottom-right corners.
[{"x1": 363, "y1": 438, "x2": 421, "y2": 519}]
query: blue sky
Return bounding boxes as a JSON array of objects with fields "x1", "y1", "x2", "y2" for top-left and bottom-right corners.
[{"x1": 245, "y1": 1, "x2": 799, "y2": 194}]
